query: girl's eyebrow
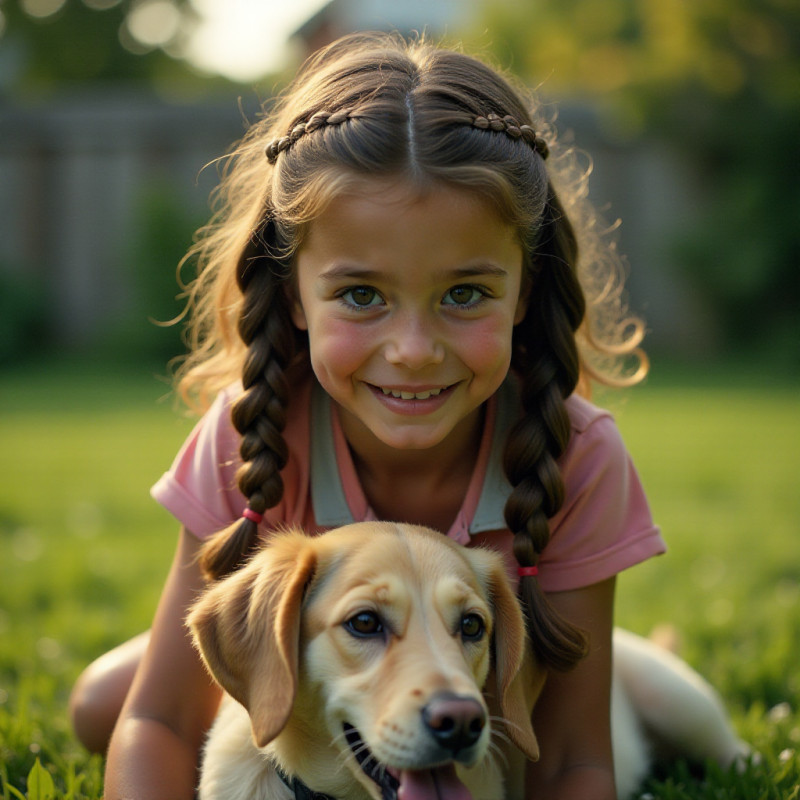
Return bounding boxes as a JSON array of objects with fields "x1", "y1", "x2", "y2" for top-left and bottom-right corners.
[
  {"x1": 318, "y1": 264, "x2": 511, "y2": 283},
  {"x1": 447, "y1": 265, "x2": 510, "y2": 280},
  {"x1": 318, "y1": 265, "x2": 383, "y2": 284}
]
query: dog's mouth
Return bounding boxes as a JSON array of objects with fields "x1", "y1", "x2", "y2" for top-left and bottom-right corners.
[{"x1": 343, "y1": 724, "x2": 473, "y2": 800}]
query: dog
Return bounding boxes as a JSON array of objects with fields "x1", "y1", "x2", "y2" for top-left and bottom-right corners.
[{"x1": 187, "y1": 522, "x2": 750, "y2": 800}]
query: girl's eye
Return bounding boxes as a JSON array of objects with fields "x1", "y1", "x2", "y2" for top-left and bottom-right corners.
[
  {"x1": 460, "y1": 613, "x2": 485, "y2": 641},
  {"x1": 442, "y1": 285, "x2": 485, "y2": 307},
  {"x1": 341, "y1": 286, "x2": 382, "y2": 308},
  {"x1": 345, "y1": 611, "x2": 384, "y2": 638}
]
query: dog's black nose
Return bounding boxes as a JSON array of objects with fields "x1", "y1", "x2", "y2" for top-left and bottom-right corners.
[{"x1": 422, "y1": 691, "x2": 486, "y2": 753}]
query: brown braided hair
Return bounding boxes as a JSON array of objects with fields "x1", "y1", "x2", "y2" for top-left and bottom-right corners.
[
  {"x1": 197, "y1": 217, "x2": 300, "y2": 578},
  {"x1": 505, "y1": 189, "x2": 589, "y2": 669},
  {"x1": 177, "y1": 32, "x2": 647, "y2": 672}
]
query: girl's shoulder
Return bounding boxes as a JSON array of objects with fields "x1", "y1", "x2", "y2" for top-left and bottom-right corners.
[
  {"x1": 561, "y1": 392, "x2": 631, "y2": 477},
  {"x1": 564, "y1": 392, "x2": 616, "y2": 435},
  {"x1": 152, "y1": 372, "x2": 318, "y2": 538},
  {"x1": 210, "y1": 369, "x2": 316, "y2": 423},
  {"x1": 493, "y1": 378, "x2": 632, "y2": 494},
  {"x1": 496, "y1": 377, "x2": 619, "y2": 442}
]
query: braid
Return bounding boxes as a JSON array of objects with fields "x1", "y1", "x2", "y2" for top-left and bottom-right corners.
[
  {"x1": 471, "y1": 113, "x2": 549, "y2": 159},
  {"x1": 265, "y1": 109, "x2": 550, "y2": 167},
  {"x1": 266, "y1": 109, "x2": 356, "y2": 164},
  {"x1": 504, "y1": 186, "x2": 590, "y2": 672},
  {"x1": 200, "y1": 218, "x2": 296, "y2": 580}
]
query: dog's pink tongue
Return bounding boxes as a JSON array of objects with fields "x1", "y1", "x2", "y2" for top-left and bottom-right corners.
[{"x1": 397, "y1": 766, "x2": 472, "y2": 800}]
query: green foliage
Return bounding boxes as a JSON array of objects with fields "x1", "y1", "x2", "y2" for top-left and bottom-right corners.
[
  {"x1": 0, "y1": 679, "x2": 104, "y2": 799},
  {"x1": 0, "y1": 360, "x2": 798, "y2": 797},
  {"x1": 0, "y1": 270, "x2": 48, "y2": 365},
  {"x1": 102, "y1": 183, "x2": 205, "y2": 365},
  {"x1": 471, "y1": 0, "x2": 800, "y2": 360},
  {"x1": 673, "y1": 108, "x2": 800, "y2": 362},
  {"x1": 1, "y1": 0, "x2": 189, "y2": 92}
]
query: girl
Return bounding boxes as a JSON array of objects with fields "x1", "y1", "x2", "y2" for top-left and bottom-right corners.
[{"x1": 71, "y1": 32, "x2": 666, "y2": 799}]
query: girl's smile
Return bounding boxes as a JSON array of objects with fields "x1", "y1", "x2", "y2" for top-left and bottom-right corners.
[
  {"x1": 367, "y1": 381, "x2": 455, "y2": 415},
  {"x1": 290, "y1": 177, "x2": 527, "y2": 458}
]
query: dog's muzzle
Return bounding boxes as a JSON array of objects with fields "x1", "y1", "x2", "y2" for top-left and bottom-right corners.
[{"x1": 344, "y1": 693, "x2": 484, "y2": 800}]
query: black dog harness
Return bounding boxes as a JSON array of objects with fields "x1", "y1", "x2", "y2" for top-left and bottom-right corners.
[{"x1": 276, "y1": 765, "x2": 338, "y2": 800}]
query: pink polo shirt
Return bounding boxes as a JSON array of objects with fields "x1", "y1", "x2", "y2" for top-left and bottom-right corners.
[{"x1": 151, "y1": 377, "x2": 665, "y2": 592}]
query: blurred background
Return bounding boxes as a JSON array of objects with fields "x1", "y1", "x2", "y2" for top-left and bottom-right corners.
[{"x1": 1, "y1": 0, "x2": 798, "y2": 372}]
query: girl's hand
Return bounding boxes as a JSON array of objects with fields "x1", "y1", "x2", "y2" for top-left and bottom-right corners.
[
  {"x1": 104, "y1": 527, "x2": 222, "y2": 799},
  {"x1": 526, "y1": 577, "x2": 617, "y2": 800}
]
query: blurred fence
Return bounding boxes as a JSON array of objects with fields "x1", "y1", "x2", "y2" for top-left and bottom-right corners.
[
  {"x1": 0, "y1": 89, "x2": 712, "y2": 356},
  {"x1": 0, "y1": 89, "x2": 244, "y2": 350}
]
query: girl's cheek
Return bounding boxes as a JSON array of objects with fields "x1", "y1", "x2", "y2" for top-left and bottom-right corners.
[
  {"x1": 458, "y1": 318, "x2": 515, "y2": 368},
  {"x1": 307, "y1": 314, "x2": 515, "y2": 377},
  {"x1": 309, "y1": 319, "x2": 373, "y2": 373}
]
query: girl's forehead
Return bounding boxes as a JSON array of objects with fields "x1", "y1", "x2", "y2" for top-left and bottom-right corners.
[
  {"x1": 309, "y1": 174, "x2": 508, "y2": 230},
  {"x1": 295, "y1": 177, "x2": 523, "y2": 279},
  {"x1": 323, "y1": 173, "x2": 437, "y2": 208}
]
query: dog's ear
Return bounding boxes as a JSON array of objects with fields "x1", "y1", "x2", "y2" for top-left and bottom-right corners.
[
  {"x1": 187, "y1": 529, "x2": 317, "y2": 748},
  {"x1": 485, "y1": 558, "x2": 543, "y2": 762}
]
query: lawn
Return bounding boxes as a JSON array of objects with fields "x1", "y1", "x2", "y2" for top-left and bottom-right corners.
[{"x1": 1, "y1": 357, "x2": 798, "y2": 799}]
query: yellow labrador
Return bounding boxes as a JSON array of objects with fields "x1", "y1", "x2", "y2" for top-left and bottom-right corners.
[{"x1": 188, "y1": 522, "x2": 749, "y2": 800}]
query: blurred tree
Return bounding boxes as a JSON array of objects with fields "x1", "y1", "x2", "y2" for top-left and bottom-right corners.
[
  {"x1": 0, "y1": 0, "x2": 235, "y2": 94},
  {"x1": 475, "y1": 0, "x2": 800, "y2": 360}
]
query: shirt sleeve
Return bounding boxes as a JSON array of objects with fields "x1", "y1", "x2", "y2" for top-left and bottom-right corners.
[
  {"x1": 538, "y1": 410, "x2": 666, "y2": 593},
  {"x1": 150, "y1": 387, "x2": 246, "y2": 537},
  {"x1": 150, "y1": 379, "x2": 315, "y2": 539}
]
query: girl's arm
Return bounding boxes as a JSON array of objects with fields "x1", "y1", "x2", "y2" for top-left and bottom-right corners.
[
  {"x1": 104, "y1": 526, "x2": 222, "y2": 799},
  {"x1": 525, "y1": 577, "x2": 617, "y2": 800}
]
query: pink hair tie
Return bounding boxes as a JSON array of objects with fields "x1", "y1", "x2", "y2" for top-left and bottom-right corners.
[
  {"x1": 242, "y1": 508, "x2": 264, "y2": 524},
  {"x1": 518, "y1": 566, "x2": 539, "y2": 577}
]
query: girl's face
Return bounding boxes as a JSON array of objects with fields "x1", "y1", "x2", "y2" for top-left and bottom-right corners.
[{"x1": 290, "y1": 178, "x2": 527, "y2": 454}]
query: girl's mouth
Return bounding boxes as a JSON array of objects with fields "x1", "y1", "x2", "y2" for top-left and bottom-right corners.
[
  {"x1": 365, "y1": 383, "x2": 456, "y2": 415},
  {"x1": 379, "y1": 387, "x2": 445, "y2": 401}
]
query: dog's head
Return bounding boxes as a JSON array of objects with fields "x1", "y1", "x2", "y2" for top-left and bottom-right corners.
[{"x1": 188, "y1": 522, "x2": 543, "y2": 800}]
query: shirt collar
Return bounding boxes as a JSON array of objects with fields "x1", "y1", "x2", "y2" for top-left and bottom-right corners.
[{"x1": 309, "y1": 381, "x2": 516, "y2": 536}]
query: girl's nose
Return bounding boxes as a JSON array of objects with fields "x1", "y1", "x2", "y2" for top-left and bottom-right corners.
[{"x1": 383, "y1": 312, "x2": 445, "y2": 369}]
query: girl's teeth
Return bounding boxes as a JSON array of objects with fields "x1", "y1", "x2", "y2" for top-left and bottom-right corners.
[{"x1": 381, "y1": 387, "x2": 443, "y2": 400}]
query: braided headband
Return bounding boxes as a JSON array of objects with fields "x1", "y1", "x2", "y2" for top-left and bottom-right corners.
[
  {"x1": 265, "y1": 109, "x2": 353, "y2": 164},
  {"x1": 473, "y1": 113, "x2": 549, "y2": 159},
  {"x1": 265, "y1": 110, "x2": 549, "y2": 164}
]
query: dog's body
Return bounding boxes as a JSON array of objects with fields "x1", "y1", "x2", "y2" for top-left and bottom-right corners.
[{"x1": 188, "y1": 523, "x2": 748, "y2": 800}]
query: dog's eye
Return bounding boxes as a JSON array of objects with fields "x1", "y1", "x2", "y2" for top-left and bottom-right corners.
[
  {"x1": 345, "y1": 611, "x2": 384, "y2": 638},
  {"x1": 460, "y1": 613, "x2": 485, "y2": 641}
]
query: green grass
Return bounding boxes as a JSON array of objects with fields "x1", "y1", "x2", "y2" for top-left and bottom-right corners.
[{"x1": 1, "y1": 356, "x2": 798, "y2": 798}]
